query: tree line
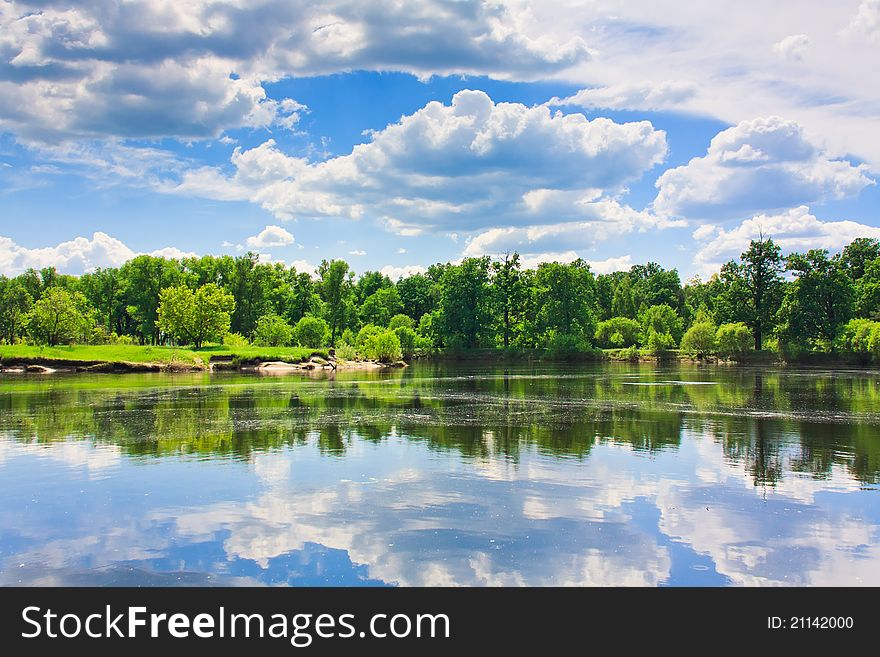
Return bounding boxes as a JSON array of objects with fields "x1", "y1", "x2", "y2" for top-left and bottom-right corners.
[{"x1": 2, "y1": 237, "x2": 880, "y2": 361}]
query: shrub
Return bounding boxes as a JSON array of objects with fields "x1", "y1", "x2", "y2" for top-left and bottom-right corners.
[
  {"x1": 223, "y1": 332, "x2": 250, "y2": 347},
  {"x1": 716, "y1": 322, "x2": 752, "y2": 359},
  {"x1": 293, "y1": 316, "x2": 330, "y2": 348},
  {"x1": 388, "y1": 313, "x2": 415, "y2": 331},
  {"x1": 253, "y1": 314, "x2": 293, "y2": 347},
  {"x1": 680, "y1": 322, "x2": 717, "y2": 357},
  {"x1": 595, "y1": 316, "x2": 641, "y2": 348},
  {"x1": 640, "y1": 304, "x2": 683, "y2": 345},
  {"x1": 364, "y1": 330, "x2": 402, "y2": 362},
  {"x1": 838, "y1": 318, "x2": 876, "y2": 353},
  {"x1": 356, "y1": 323, "x2": 383, "y2": 346},
  {"x1": 334, "y1": 341, "x2": 359, "y2": 360},
  {"x1": 394, "y1": 326, "x2": 417, "y2": 358},
  {"x1": 645, "y1": 329, "x2": 675, "y2": 355},
  {"x1": 544, "y1": 331, "x2": 591, "y2": 358}
]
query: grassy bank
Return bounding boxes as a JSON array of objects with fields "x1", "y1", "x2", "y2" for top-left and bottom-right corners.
[{"x1": 0, "y1": 344, "x2": 329, "y2": 369}]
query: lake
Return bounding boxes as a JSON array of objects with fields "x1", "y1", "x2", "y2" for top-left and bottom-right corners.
[{"x1": 1, "y1": 362, "x2": 879, "y2": 586}]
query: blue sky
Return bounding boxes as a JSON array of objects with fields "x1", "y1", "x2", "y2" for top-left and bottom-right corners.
[{"x1": 1, "y1": 1, "x2": 879, "y2": 280}]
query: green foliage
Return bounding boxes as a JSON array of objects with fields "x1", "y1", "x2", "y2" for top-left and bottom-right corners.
[
  {"x1": 223, "y1": 332, "x2": 250, "y2": 347},
  {"x1": 492, "y1": 252, "x2": 527, "y2": 347},
  {"x1": 293, "y1": 316, "x2": 330, "y2": 348},
  {"x1": 0, "y1": 277, "x2": 33, "y2": 343},
  {"x1": 360, "y1": 286, "x2": 403, "y2": 326},
  {"x1": 644, "y1": 329, "x2": 675, "y2": 355},
  {"x1": 855, "y1": 257, "x2": 880, "y2": 318},
  {"x1": 157, "y1": 283, "x2": 235, "y2": 349},
  {"x1": 26, "y1": 287, "x2": 93, "y2": 346},
  {"x1": 356, "y1": 323, "x2": 383, "y2": 346},
  {"x1": 777, "y1": 249, "x2": 853, "y2": 349},
  {"x1": 544, "y1": 331, "x2": 592, "y2": 358},
  {"x1": 531, "y1": 260, "x2": 597, "y2": 347},
  {"x1": 438, "y1": 257, "x2": 493, "y2": 349},
  {"x1": 253, "y1": 313, "x2": 294, "y2": 347},
  {"x1": 680, "y1": 322, "x2": 717, "y2": 357},
  {"x1": 639, "y1": 304, "x2": 683, "y2": 344},
  {"x1": 595, "y1": 316, "x2": 641, "y2": 348},
  {"x1": 837, "y1": 319, "x2": 880, "y2": 356},
  {"x1": 364, "y1": 330, "x2": 402, "y2": 362},
  {"x1": 716, "y1": 322, "x2": 752, "y2": 359},
  {"x1": 394, "y1": 326, "x2": 417, "y2": 358},
  {"x1": 317, "y1": 259, "x2": 354, "y2": 344},
  {"x1": 388, "y1": 313, "x2": 415, "y2": 330},
  {"x1": 333, "y1": 341, "x2": 359, "y2": 360},
  {"x1": 397, "y1": 274, "x2": 438, "y2": 322}
]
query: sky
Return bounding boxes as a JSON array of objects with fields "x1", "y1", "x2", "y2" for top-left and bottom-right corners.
[{"x1": 1, "y1": 0, "x2": 879, "y2": 281}]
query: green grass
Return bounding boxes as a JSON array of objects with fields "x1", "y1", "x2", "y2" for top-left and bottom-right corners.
[{"x1": 0, "y1": 344, "x2": 329, "y2": 367}]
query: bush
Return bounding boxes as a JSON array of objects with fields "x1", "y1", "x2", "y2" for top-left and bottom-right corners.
[
  {"x1": 223, "y1": 332, "x2": 250, "y2": 347},
  {"x1": 838, "y1": 318, "x2": 876, "y2": 353},
  {"x1": 334, "y1": 341, "x2": 359, "y2": 360},
  {"x1": 716, "y1": 322, "x2": 752, "y2": 359},
  {"x1": 680, "y1": 322, "x2": 717, "y2": 357},
  {"x1": 595, "y1": 317, "x2": 641, "y2": 348},
  {"x1": 388, "y1": 314, "x2": 415, "y2": 331},
  {"x1": 645, "y1": 329, "x2": 675, "y2": 355},
  {"x1": 253, "y1": 314, "x2": 293, "y2": 347},
  {"x1": 364, "y1": 330, "x2": 402, "y2": 362},
  {"x1": 293, "y1": 316, "x2": 330, "y2": 348},
  {"x1": 640, "y1": 304, "x2": 683, "y2": 345},
  {"x1": 544, "y1": 331, "x2": 591, "y2": 358},
  {"x1": 356, "y1": 323, "x2": 383, "y2": 346},
  {"x1": 394, "y1": 326, "x2": 417, "y2": 358}
]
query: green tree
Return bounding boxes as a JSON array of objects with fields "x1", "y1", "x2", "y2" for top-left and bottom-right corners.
[
  {"x1": 639, "y1": 304, "x2": 683, "y2": 344},
  {"x1": 715, "y1": 237, "x2": 784, "y2": 350},
  {"x1": 317, "y1": 259, "x2": 354, "y2": 345},
  {"x1": 594, "y1": 316, "x2": 641, "y2": 348},
  {"x1": 717, "y1": 322, "x2": 752, "y2": 359},
  {"x1": 397, "y1": 274, "x2": 438, "y2": 322},
  {"x1": 680, "y1": 322, "x2": 717, "y2": 357},
  {"x1": 354, "y1": 271, "x2": 392, "y2": 305},
  {"x1": 438, "y1": 257, "x2": 493, "y2": 348},
  {"x1": 855, "y1": 257, "x2": 880, "y2": 319},
  {"x1": 120, "y1": 255, "x2": 185, "y2": 344},
  {"x1": 840, "y1": 238, "x2": 880, "y2": 282},
  {"x1": 393, "y1": 326, "x2": 417, "y2": 358},
  {"x1": 157, "y1": 283, "x2": 235, "y2": 348},
  {"x1": 491, "y1": 252, "x2": 526, "y2": 348},
  {"x1": 364, "y1": 330, "x2": 402, "y2": 362},
  {"x1": 253, "y1": 313, "x2": 294, "y2": 346},
  {"x1": 531, "y1": 260, "x2": 597, "y2": 347},
  {"x1": 388, "y1": 314, "x2": 415, "y2": 330},
  {"x1": 359, "y1": 286, "x2": 403, "y2": 326},
  {"x1": 611, "y1": 275, "x2": 636, "y2": 318},
  {"x1": 778, "y1": 249, "x2": 854, "y2": 348},
  {"x1": 0, "y1": 278, "x2": 33, "y2": 344},
  {"x1": 27, "y1": 287, "x2": 91, "y2": 346},
  {"x1": 293, "y1": 316, "x2": 330, "y2": 348}
]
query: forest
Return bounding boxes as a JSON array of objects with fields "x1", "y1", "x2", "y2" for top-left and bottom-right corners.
[{"x1": 2, "y1": 236, "x2": 880, "y2": 363}]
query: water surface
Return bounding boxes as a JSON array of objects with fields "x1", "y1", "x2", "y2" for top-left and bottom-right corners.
[{"x1": 1, "y1": 363, "x2": 879, "y2": 586}]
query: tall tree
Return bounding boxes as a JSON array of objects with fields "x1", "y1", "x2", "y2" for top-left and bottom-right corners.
[
  {"x1": 26, "y1": 287, "x2": 91, "y2": 346},
  {"x1": 157, "y1": 283, "x2": 235, "y2": 349},
  {"x1": 120, "y1": 255, "x2": 185, "y2": 344},
  {"x1": 530, "y1": 259, "x2": 597, "y2": 345},
  {"x1": 778, "y1": 249, "x2": 854, "y2": 347},
  {"x1": 491, "y1": 252, "x2": 526, "y2": 348},
  {"x1": 439, "y1": 257, "x2": 492, "y2": 349},
  {"x1": 317, "y1": 259, "x2": 354, "y2": 345},
  {"x1": 840, "y1": 237, "x2": 880, "y2": 282},
  {"x1": 397, "y1": 273, "x2": 438, "y2": 322},
  {"x1": 0, "y1": 278, "x2": 33, "y2": 344},
  {"x1": 716, "y1": 237, "x2": 784, "y2": 350}
]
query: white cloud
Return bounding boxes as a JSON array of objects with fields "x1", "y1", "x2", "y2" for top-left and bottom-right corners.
[
  {"x1": 843, "y1": 0, "x2": 880, "y2": 41},
  {"x1": 462, "y1": 198, "x2": 683, "y2": 259},
  {"x1": 586, "y1": 254, "x2": 633, "y2": 274},
  {"x1": 654, "y1": 116, "x2": 874, "y2": 220},
  {"x1": 170, "y1": 90, "x2": 667, "y2": 235},
  {"x1": 348, "y1": 249, "x2": 366, "y2": 256},
  {"x1": 691, "y1": 205, "x2": 880, "y2": 274},
  {"x1": 549, "y1": 80, "x2": 698, "y2": 112},
  {"x1": 0, "y1": 232, "x2": 194, "y2": 276},
  {"x1": 246, "y1": 225, "x2": 295, "y2": 248},
  {"x1": 396, "y1": 247, "x2": 407, "y2": 254},
  {"x1": 379, "y1": 264, "x2": 427, "y2": 280},
  {"x1": 773, "y1": 34, "x2": 810, "y2": 61},
  {"x1": 519, "y1": 251, "x2": 580, "y2": 269},
  {"x1": 0, "y1": 0, "x2": 589, "y2": 144}
]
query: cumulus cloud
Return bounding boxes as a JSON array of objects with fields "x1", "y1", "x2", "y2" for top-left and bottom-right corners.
[
  {"x1": 171, "y1": 90, "x2": 668, "y2": 234},
  {"x1": 654, "y1": 116, "x2": 874, "y2": 220},
  {"x1": 379, "y1": 264, "x2": 427, "y2": 280},
  {"x1": 773, "y1": 34, "x2": 810, "y2": 61},
  {"x1": 0, "y1": 232, "x2": 194, "y2": 275},
  {"x1": 0, "y1": 0, "x2": 589, "y2": 143},
  {"x1": 461, "y1": 197, "x2": 682, "y2": 261},
  {"x1": 843, "y1": 0, "x2": 880, "y2": 41},
  {"x1": 691, "y1": 205, "x2": 880, "y2": 273},
  {"x1": 246, "y1": 224, "x2": 295, "y2": 248},
  {"x1": 549, "y1": 80, "x2": 698, "y2": 112}
]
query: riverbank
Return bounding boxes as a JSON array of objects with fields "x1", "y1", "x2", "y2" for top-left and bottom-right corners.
[{"x1": 0, "y1": 345, "x2": 405, "y2": 374}]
